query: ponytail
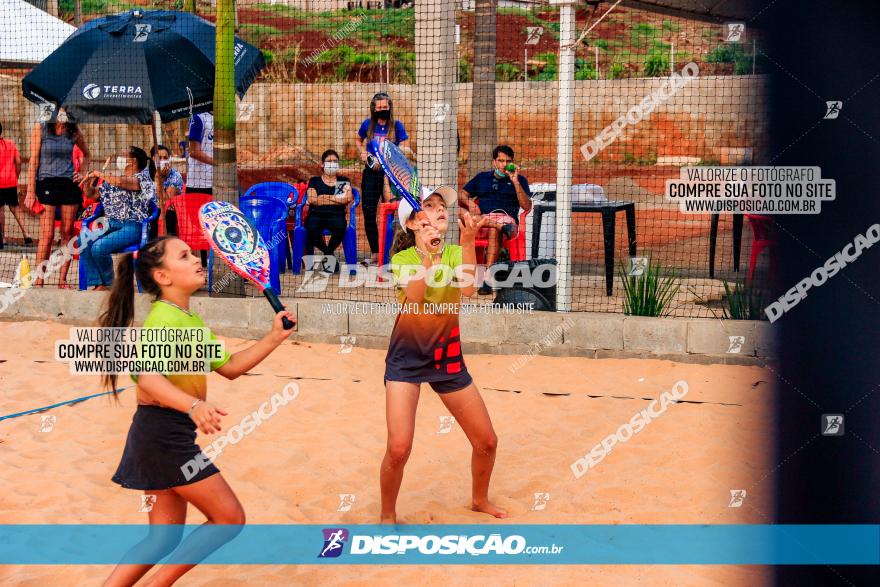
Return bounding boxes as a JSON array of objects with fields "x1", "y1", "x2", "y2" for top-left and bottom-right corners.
[
  {"x1": 390, "y1": 222, "x2": 416, "y2": 257},
  {"x1": 129, "y1": 145, "x2": 156, "y2": 181},
  {"x1": 98, "y1": 236, "x2": 174, "y2": 394},
  {"x1": 99, "y1": 253, "x2": 136, "y2": 394}
]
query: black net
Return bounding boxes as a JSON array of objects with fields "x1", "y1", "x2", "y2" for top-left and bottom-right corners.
[{"x1": 0, "y1": 0, "x2": 769, "y2": 318}]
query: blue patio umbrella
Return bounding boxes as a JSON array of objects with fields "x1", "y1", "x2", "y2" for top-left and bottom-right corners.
[{"x1": 21, "y1": 9, "x2": 266, "y2": 124}]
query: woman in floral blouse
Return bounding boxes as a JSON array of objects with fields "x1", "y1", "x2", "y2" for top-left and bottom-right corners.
[{"x1": 80, "y1": 146, "x2": 157, "y2": 290}]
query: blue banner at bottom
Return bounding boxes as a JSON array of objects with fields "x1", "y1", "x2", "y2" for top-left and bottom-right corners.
[{"x1": 1, "y1": 525, "x2": 878, "y2": 565}]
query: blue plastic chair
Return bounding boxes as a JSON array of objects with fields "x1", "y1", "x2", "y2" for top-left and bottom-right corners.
[
  {"x1": 208, "y1": 192, "x2": 287, "y2": 293},
  {"x1": 78, "y1": 200, "x2": 160, "y2": 292},
  {"x1": 291, "y1": 188, "x2": 360, "y2": 275},
  {"x1": 241, "y1": 182, "x2": 299, "y2": 272},
  {"x1": 281, "y1": 186, "x2": 306, "y2": 273}
]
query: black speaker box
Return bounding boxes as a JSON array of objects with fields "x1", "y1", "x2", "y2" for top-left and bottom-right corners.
[{"x1": 489, "y1": 258, "x2": 557, "y2": 312}]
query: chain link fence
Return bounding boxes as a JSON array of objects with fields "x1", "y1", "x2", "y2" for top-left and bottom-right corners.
[{"x1": 0, "y1": 0, "x2": 770, "y2": 318}]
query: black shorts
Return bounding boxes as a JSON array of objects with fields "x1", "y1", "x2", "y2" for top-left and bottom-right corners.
[
  {"x1": 384, "y1": 369, "x2": 473, "y2": 394},
  {"x1": 112, "y1": 404, "x2": 220, "y2": 490},
  {"x1": 36, "y1": 177, "x2": 80, "y2": 207},
  {"x1": 0, "y1": 186, "x2": 18, "y2": 207}
]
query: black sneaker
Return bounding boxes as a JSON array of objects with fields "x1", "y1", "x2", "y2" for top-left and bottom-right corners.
[{"x1": 478, "y1": 283, "x2": 494, "y2": 296}]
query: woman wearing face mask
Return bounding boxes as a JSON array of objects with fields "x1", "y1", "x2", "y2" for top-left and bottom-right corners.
[
  {"x1": 354, "y1": 92, "x2": 409, "y2": 265},
  {"x1": 79, "y1": 146, "x2": 157, "y2": 290},
  {"x1": 304, "y1": 149, "x2": 353, "y2": 270},
  {"x1": 149, "y1": 144, "x2": 183, "y2": 237},
  {"x1": 23, "y1": 108, "x2": 91, "y2": 288}
]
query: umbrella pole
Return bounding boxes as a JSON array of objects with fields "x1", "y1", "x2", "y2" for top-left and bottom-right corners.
[
  {"x1": 151, "y1": 115, "x2": 165, "y2": 235},
  {"x1": 151, "y1": 112, "x2": 161, "y2": 148}
]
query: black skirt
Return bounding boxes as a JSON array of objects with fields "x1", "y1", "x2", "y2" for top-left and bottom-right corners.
[
  {"x1": 36, "y1": 177, "x2": 80, "y2": 206},
  {"x1": 112, "y1": 404, "x2": 220, "y2": 490}
]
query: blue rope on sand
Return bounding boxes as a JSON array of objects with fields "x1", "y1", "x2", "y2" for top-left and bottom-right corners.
[{"x1": 0, "y1": 386, "x2": 133, "y2": 422}]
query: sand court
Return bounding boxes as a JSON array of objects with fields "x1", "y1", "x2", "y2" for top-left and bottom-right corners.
[{"x1": 0, "y1": 319, "x2": 775, "y2": 585}]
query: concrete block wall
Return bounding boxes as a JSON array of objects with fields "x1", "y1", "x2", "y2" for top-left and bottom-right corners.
[
  {"x1": 2, "y1": 289, "x2": 777, "y2": 365},
  {"x1": 0, "y1": 76, "x2": 768, "y2": 170}
]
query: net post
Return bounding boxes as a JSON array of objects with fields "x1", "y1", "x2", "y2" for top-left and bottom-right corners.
[
  {"x1": 551, "y1": 0, "x2": 577, "y2": 313},
  {"x1": 416, "y1": 0, "x2": 459, "y2": 243}
]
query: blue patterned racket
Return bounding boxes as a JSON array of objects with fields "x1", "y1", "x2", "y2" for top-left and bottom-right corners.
[
  {"x1": 199, "y1": 201, "x2": 295, "y2": 330},
  {"x1": 367, "y1": 137, "x2": 441, "y2": 246}
]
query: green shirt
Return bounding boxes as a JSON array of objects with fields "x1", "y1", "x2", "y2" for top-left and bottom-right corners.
[
  {"x1": 130, "y1": 300, "x2": 232, "y2": 400},
  {"x1": 386, "y1": 245, "x2": 467, "y2": 382},
  {"x1": 391, "y1": 244, "x2": 463, "y2": 306}
]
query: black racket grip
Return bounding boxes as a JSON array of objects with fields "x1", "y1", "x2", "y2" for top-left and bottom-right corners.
[{"x1": 263, "y1": 288, "x2": 295, "y2": 330}]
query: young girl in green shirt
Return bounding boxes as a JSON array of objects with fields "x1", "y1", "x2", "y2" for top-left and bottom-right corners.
[
  {"x1": 100, "y1": 236, "x2": 295, "y2": 586},
  {"x1": 381, "y1": 185, "x2": 507, "y2": 524}
]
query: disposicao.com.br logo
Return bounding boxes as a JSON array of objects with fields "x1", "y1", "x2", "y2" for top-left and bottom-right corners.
[{"x1": 317, "y1": 528, "x2": 563, "y2": 558}]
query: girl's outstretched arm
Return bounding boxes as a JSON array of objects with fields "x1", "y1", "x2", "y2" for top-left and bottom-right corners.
[
  {"x1": 458, "y1": 211, "x2": 487, "y2": 297},
  {"x1": 137, "y1": 373, "x2": 227, "y2": 434},
  {"x1": 401, "y1": 252, "x2": 435, "y2": 303},
  {"x1": 214, "y1": 311, "x2": 295, "y2": 380},
  {"x1": 400, "y1": 221, "x2": 445, "y2": 303}
]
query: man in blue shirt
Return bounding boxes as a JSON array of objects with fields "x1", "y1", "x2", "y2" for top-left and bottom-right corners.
[{"x1": 460, "y1": 145, "x2": 532, "y2": 294}]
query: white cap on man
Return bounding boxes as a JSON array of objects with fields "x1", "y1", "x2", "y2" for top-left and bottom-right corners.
[{"x1": 397, "y1": 184, "x2": 457, "y2": 226}]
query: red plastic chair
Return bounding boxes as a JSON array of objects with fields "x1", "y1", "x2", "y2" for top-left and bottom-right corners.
[
  {"x1": 377, "y1": 201, "x2": 400, "y2": 269},
  {"x1": 294, "y1": 182, "x2": 308, "y2": 201},
  {"x1": 746, "y1": 214, "x2": 777, "y2": 282},
  {"x1": 165, "y1": 193, "x2": 212, "y2": 252},
  {"x1": 470, "y1": 207, "x2": 530, "y2": 264},
  {"x1": 157, "y1": 182, "x2": 187, "y2": 235},
  {"x1": 286, "y1": 185, "x2": 305, "y2": 232}
]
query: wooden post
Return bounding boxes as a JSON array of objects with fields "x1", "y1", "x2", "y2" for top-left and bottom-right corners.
[{"x1": 211, "y1": 0, "x2": 245, "y2": 296}]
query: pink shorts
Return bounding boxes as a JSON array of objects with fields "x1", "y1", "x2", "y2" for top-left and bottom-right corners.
[{"x1": 477, "y1": 212, "x2": 518, "y2": 239}]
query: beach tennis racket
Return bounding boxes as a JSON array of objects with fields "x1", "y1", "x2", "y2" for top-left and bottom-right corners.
[
  {"x1": 198, "y1": 201, "x2": 295, "y2": 330},
  {"x1": 367, "y1": 137, "x2": 441, "y2": 247}
]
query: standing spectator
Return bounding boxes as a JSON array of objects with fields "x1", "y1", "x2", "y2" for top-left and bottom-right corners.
[
  {"x1": 150, "y1": 144, "x2": 184, "y2": 234},
  {"x1": 460, "y1": 145, "x2": 532, "y2": 294},
  {"x1": 187, "y1": 111, "x2": 214, "y2": 195},
  {"x1": 79, "y1": 147, "x2": 157, "y2": 290},
  {"x1": 0, "y1": 121, "x2": 33, "y2": 248},
  {"x1": 23, "y1": 108, "x2": 90, "y2": 288},
  {"x1": 305, "y1": 149, "x2": 353, "y2": 268},
  {"x1": 354, "y1": 92, "x2": 409, "y2": 264}
]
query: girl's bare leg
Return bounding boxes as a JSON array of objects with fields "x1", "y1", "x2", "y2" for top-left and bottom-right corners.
[
  {"x1": 438, "y1": 383, "x2": 507, "y2": 518},
  {"x1": 484, "y1": 226, "x2": 502, "y2": 266},
  {"x1": 58, "y1": 204, "x2": 78, "y2": 286},
  {"x1": 33, "y1": 204, "x2": 56, "y2": 286},
  {"x1": 142, "y1": 473, "x2": 245, "y2": 587},
  {"x1": 380, "y1": 381, "x2": 420, "y2": 524},
  {"x1": 9, "y1": 204, "x2": 32, "y2": 239},
  {"x1": 472, "y1": 215, "x2": 505, "y2": 267},
  {"x1": 102, "y1": 490, "x2": 187, "y2": 587}
]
